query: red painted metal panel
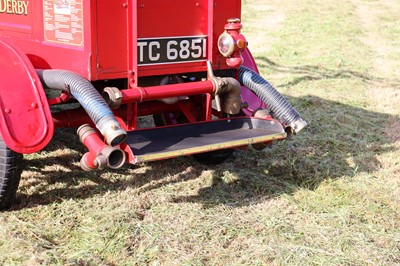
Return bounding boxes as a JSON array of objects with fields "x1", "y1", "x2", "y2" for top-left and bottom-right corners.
[
  {"x1": 95, "y1": 0, "x2": 128, "y2": 80},
  {"x1": 0, "y1": 38, "x2": 54, "y2": 154},
  {"x1": 0, "y1": 1, "x2": 94, "y2": 78},
  {"x1": 0, "y1": 0, "x2": 31, "y2": 36},
  {"x1": 137, "y1": 0, "x2": 209, "y2": 37},
  {"x1": 0, "y1": 0, "x2": 242, "y2": 80},
  {"x1": 136, "y1": 0, "x2": 242, "y2": 76},
  {"x1": 135, "y1": 0, "x2": 211, "y2": 76}
]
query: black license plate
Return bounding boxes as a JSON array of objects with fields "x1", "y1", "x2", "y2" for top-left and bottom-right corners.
[{"x1": 137, "y1": 36, "x2": 207, "y2": 66}]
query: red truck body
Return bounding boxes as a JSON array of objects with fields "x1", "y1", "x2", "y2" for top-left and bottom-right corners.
[
  {"x1": 1, "y1": 0, "x2": 240, "y2": 79},
  {"x1": 0, "y1": 0, "x2": 306, "y2": 209}
]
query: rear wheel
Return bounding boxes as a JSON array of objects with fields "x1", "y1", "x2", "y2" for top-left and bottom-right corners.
[
  {"x1": 0, "y1": 136, "x2": 23, "y2": 210},
  {"x1": 192, "y1": 149, "x2": 234, "y2": 165}
]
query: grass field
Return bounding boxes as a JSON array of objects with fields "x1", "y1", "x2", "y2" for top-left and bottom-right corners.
[{"x1": 1, "y1": 0, "x2": 400, "y2": 265}]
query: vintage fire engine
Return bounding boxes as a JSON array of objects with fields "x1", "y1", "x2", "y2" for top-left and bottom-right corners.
[{"x1": 0, "y1": 0, "x2": 306, "y2": 209}]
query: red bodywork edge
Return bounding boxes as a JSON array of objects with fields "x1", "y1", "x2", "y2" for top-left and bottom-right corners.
[
  {"x1": 241, "y1": 48, "x2": 266, "y2": 116},
  {"x1": 0, "y1": 37, "x2": 54, "y2": 154}
]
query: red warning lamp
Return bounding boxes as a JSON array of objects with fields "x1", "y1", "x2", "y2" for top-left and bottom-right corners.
[{"x1": 217, "y1": 18, "x2": 248, "y2": 67}]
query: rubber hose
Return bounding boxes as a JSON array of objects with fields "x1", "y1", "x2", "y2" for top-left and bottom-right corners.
[
  {"x1": 238, "y1": 65, "x2": 307, "y2": 133},
  {"x1": 36, "y1": 70, "x2": 126, "y2": 145},
  {"x1": 36, "y1": 70, "x2": 112, "y2": 123}
]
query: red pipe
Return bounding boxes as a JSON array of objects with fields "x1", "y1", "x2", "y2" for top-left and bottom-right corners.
[
  {"x1": 52, "y1": 80, "x2": 213, "y2": 128},
  {"x1": 122, "y1": 80, "x2": 215, "y2": 103},
  {"x1": 77, "y1": 125, "x2": 126, "y2": 171}
]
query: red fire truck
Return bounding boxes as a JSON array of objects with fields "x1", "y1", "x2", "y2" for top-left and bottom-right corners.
[{"x1": 0, "y1": 0, "x2": 306, "y2": 209}]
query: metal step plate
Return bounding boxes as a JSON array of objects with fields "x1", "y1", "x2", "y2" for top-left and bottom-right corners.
[{"x1": 126, "y1": 117, "x2": 287, "y2": 163}]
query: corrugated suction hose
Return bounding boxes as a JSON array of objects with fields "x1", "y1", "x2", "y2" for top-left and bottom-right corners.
[
  {"x1": 238, "y1": 65, "x2": 307, "y2": 133},
  {"x1": 36, "y1": 70, "x2": 127, "y2": 146}
]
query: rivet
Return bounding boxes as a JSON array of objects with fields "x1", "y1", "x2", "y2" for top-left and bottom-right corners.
[{"x1": 4, "y1": 108, "x2": 11, "y2": 114}]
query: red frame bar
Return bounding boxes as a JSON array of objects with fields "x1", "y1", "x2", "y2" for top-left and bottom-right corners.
[
  {"x1": 121, "y1": 80, "x2": 215, "y2": 103},
  {"x1": 52, "y1": 101, "x2": 193, "y2": 128}
]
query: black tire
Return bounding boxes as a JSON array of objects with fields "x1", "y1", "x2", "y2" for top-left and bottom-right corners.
[
  {"x1": 153, "y1": 113, "x2": 234, "y2": 164},
  {"x1": 192, "y1": 149, "x2": 234, "y2": 164},
  {"x1": 0, "y1": 136, "x2": 23, "y2": 210}
]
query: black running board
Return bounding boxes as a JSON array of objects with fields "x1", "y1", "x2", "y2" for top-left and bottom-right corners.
[{"x1": 125, "y1": 117, "x2": 287, "y2": 163}]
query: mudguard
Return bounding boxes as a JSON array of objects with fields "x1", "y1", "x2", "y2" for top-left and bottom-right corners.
[
  {"x1": 241, "y1": 48, "x2": 266, "y2": 116},
  {"x1": 0, "y1": 38, "x2": 53, "y2": 154}
]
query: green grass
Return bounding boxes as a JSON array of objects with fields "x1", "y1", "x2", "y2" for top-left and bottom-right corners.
[{"x1": 1, "y1": 0, "x2": 400, "y2": 265}]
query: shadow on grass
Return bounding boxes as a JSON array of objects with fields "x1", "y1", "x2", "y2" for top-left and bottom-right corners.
[
  {"x1": 174, "y1": 94, "x2": 398, "y2": 207},
  {"x1": 9, "y1": 66, "x2": 399, "y2": 210}
]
